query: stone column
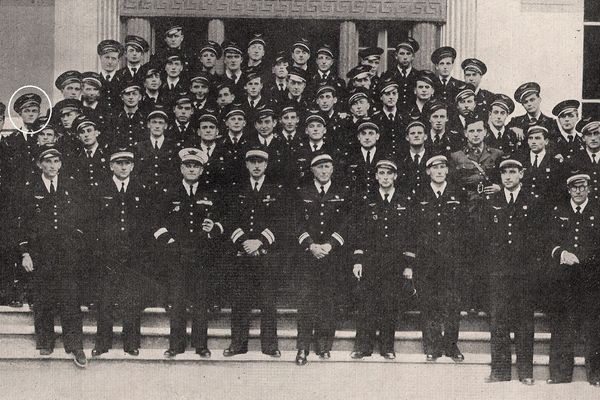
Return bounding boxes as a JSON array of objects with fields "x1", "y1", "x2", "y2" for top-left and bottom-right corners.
[
  {"x1": 412, "y1": 22, "x2": 440, "y2": 71},
  {"x1": 127, "y1": 18, "x2": 152, "y2": 63},
  {"x1": 339, "y1": 21, "x2": 358, "y2": 80},
  {"x1": 377, "y1": 29, "x2": 388, "y2": 76},
  {"x1": 208, "y1": 19, "x2": 226, "y2": 75},
  {"x1": 440, "y1": 0, "x2": 477, "y2": 78}
]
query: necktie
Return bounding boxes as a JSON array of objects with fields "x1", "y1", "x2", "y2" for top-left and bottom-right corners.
[
  {"x1": 206, "y1": 145, "x2": 212, "y2": 157},
  {"x1": 576, "y1": 205, "x2": 581, "y2": 214},
  {"x1": 366, "y1": 150, "x2": 371, "y2": 165},
  {"x1": 189, "y1": 185, "x2": 195, "y2": 198},
  {"x1": 250, "y1": 100, "x2": 255, "y2": 108},
  {"x1": 594, "y1": 153, "x2": 598, "y2": 164},
  {"x1": 436, "y1": 190, "x2": 442, "y2": 199},
  {"x1": 312, "y1": 144, "x2": 318, "y2": 152},
  {"x1": 131, "y1": 67, "x2": 137, "y2": 76},
  {"x1": 320, "y1": 185, "x2": 325, "y2": 198},
  {"x1": 509, "y1": 192, "x2": 515, "y2": 205},
  {"x1": 442, "y1": 78, "x2": 448, "y2": 86},
  {"x1": 534, "y1": 154, "x2": 538, "y2": 168},
  {"x1": 434, "y1": 134, "x2": 440, "y2": 144},
  {"x1": 232, "y1": 137, "x2": 238, "y2": 145},
  {"x1": 388, "y1": 113, "x2": 394, "y2": 122},
  {"x1": 401, "y1": 68, "x2": 407, "y2": 79},
  {"x1": 105, "y1": 74, "x2": 111, "y2": 82},
  {"x1": 86, "y1": 149, "x2": 92, "y2": 159},
  {"x1": 119, "y1": 182, "x2": 125, "y2": 194},
  {"x1": 531, "y1": 118, "x2": 537, "y2": 124},
  {"x1": 384, "y1": 193, "x2": 389, "y2": 204},
  {"x1": 154, "y1": 140, "x2": 159, "y2": 151},
  {"x1": 151, "y1": 97, "x2": 157, "y2": 103},
  {"x1": 568, "y1": 135, "x2": 574, "y2": 143},
  {"x1": 279, "y1": 84, "x2": 284, "y2": 91},
  {"x1": 414, "y1": 154, "x2": 420, "y2": 166},
  {"x1": 170, "y1": 83, "x2": 174, "y2": 90},
  {"x1": 127, "y1": 113, "x2": 133, "y2": 119},
  {"x1": 49, "y1": 180, "x2": 56, "y2": 194},
  {"x1": 253, "y1": 181, "x2": 259, "y2": 192}
]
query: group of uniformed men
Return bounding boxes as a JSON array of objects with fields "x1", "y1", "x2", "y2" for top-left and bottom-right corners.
[{"x1": 0, "y1": 24, "x2": 599, "y2": 387}]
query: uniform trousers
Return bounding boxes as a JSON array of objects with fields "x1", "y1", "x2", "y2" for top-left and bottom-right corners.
[
  {"x1": 31, "y1": 248, "x2": 83, "y2": 352},
  {"x1": 167, "y1": 245, "x2": 209, "y2": 352},
  {"x1": 353, "y1": 266, "x2": 401, "y2": 354},
  {"x1": 230, "y1": 253, "x2": 278, "y2": 352},
  {"x1": 419, "y1": 263, "x2": 461, "y2": 355},
  {"x1": 95, "y1": 249, "x2": 142, "y2": 352},
  {"x1": 296, "y1": 255, "x2": 338, "y2": 353},
  {"x1": 548, "y1": 263, "x2": 600, "y2": 383},
  {"x1": 489, "y1": 274, "x2": 534, "y2": 380}
]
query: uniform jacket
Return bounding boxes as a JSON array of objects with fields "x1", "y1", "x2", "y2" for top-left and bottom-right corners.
[
  {"x1": 113, "y1": 109, "x2": 147, "y2": 148},
  {"x1": 134, "y1": 137, "x2": 180, "y2": 188},
  {"x1": 449, "y1": 145, "x2": 503, "y2": 196},
  {"x1": 380, "y1": 66, "x2": 419, "y2": 113}
]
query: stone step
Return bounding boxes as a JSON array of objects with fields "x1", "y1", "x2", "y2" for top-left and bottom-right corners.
[
  {"x1": 0, "y1": 347, "x2": 587, "y2": 381},
  {"x1": 0, "y1": 306, "x2": 552, "y2": 332}
]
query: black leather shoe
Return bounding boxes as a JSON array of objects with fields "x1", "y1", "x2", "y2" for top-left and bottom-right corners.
[
  {"x1": 262, "y1": 349, "x2": 281, "y2": 358},
  {"x1": 125, "y1": 349, "x2": 139, "y2": 356},
  {"x1": 196, "y1": 348, "x2": 211, "y2": 358},
  {"x1": 223, "y1": 347, "x2": 247, "y2": 357},
  {"x1": 381, "y1": 352, "x2": 396, "y2": 360},
  {"x1": 295, "y1": 350, "x2": 308, "y2": 366},
  {"x1": 426, "y1": 353, "x2": 440, "y2": 362},
  {"x1": 39, "y1": 348, "x2": 53, "y2": 356},
  {"x1": 445, "y1": 347, "x2": 464, "y2": 362},
  {"x1": 318, "y1": 350, "x2": 331, "y2": 359},
  {"x1": 72, "y1": 350, "x2": 87, "y2": 368},
  {"x1": 520, "y1": 378, "x2": 535, "y2": 386},
  {"x1": 350, "y1": 351, "x2": 370, "y2": 359},
  {"x1": 91, "y1": 348, "x2": 106, "y2": 357},
  {"x1": 163, "y1": 349, "x2": 180, "y2": 358},
  {"x1": 485, "y1": 375, "x2": 510, "y2": 383}
]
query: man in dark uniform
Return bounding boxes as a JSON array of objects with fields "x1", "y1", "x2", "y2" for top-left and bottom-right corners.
[
  {"x1": 55, "y1": 70, "x2": 83, "y2": 100},
  {"x1": 290, "y1": 38, "x2": 312, "y2": 75},
  {"x1": 168, "y1": 93, "x2": 196, "y2": 144},
  {"x1": 265, "y1": 51, "x2": 289, "y2": 104},
  {"x1": 346, "y1": 65, "x2": 374, "y2": 96},
  {"x1": 18, "y1": 146, "x2": 87, "y2": 367},
  {"x1": 309, "y1": 44, "x2": 346, "y2": 103},
  {"x1": 483, "y1": 159, "x2": 536, "y2": 385},
  {"x1": 97, "y1": 39, "x2": 124, "y2": 110},
  {"x1": 54, "y1": 98, "x2": 84, "y2": 157},
  {"x1": 139, "y1": 64, "x2": 168, "y2": 114},
  {"x1": 135, "y1": 106, "x2": 179, "y2": 190},
  {"x1": 161, "y1": 51, "x2": 188, "y2": 105},
  {"x1": 285, "y1": 66, "x2": 311, "y2": 113},
  {"x1": 221, "y1": 40, "x2": 246, "y2": 99},
  {"x1": 197, "y1": 40, "x2": 223, "y2": 80},
  {"x1": 223, "y1": 147, "x2": 283, "y2": 357},
  {"x1": 550, "y1": 99, "x2": 583, "y2": 163},
  {"x1": 506, "y1": 82, "x2": 555, "y2": 142},
  {"x1": 397, "y1": 119, "x2": 430, "y2": 195},
  {"x1": 188, "y1": 70, "x2": 217, "y2": 115},
  {"x1": 424, "y1": 100, "x2": 463, "y2": 156},
  {"x1": 405, "y1": 70, "x2": 436, "y2": 120},
  {"x1": 431, "y1": 47, "x2": 465, "y2": 105},
  {"x1": 81, "y1": 72, "x2": 113, "y2": 136},
  {"x1": 380, "y1": 38, "x2": 420, "y2": 113},
  {"x1": 240, "y1": 69, "x2": 269, "y2": 128},
  {"x1": 344, "y1": 120, "x2": 384, "y2": 202},
  {"x1": 485, "y1": 94, "x2": 521, "y2": 154},
  {"x1": 243, "y1": 33, "x2": 268, "y2": 75},
  {"x1": 156, "y1": 147, "x2": 224, "y2": 358},
  {"x1": 295, "y1": 152, "x2": 350, "y2": 365},
  {"x1": 359, "y1": 47, "x2": 384, "y2": 91},
  {"x1": 416, "y1": 155, "x2": 466, "y2": 362},
  {"x1": 566, "y1": 118, "x2": 600, "y2": 204},
  {"x1": 350, "y1": 158, "x2": 416, "y2": 360},
  {"x1": 371, "y1": 77, "x2": 406, "y2": 154},
  {"x1": 461, "y1": 58, "x2": 495, "y2": 115},
  {"x1": 92, "y1": 148, "x2": 148, "y2": 357},
  {"x1": 250, "y1": 107, "x2": 287, "y2": 185},
  {"x1": 115, "y1": 35, "x2": 150, "y2": 82},
  {"x1": 449, "y1": 83, "x2": 477, "y2": 133},
  {"x1": 218, "y1": 105, "x2": 252, "y2": 185},
  {"x1": 449, "y1": 115, "x2": 503, "y2": 312},
  {"x1": 547, "y1": 173, "x2": 600, "y2": 387},
  {"x1": 113, "y1": 81, "x2": 146, "y2": 148},
  {"x1": 153, "y1": 24, "x2": 191, "y2": 70}
]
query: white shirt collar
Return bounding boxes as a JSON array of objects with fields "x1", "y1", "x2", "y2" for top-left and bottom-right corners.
[
  {"x1": 379, "y1": 187, "x2": 395, "y2": 202},
  {"x1": 167, "y1": 77, "x2": 180, "y2": 86},
  {"x1": 41, "y1": 175, "x2": 57, "y2": 193},
  {"x1": 504, "y1": 184, "x2": 522, "y2": 203},
  {"x1": 83, "y1": 100, "x2": 98, "y2": 109},
  {"x1": 112, "y1": 176, "x2": 130, "y2": 192},
  {"x1": 489, "y1": 124, "x2": 505, "y2": 139},
  {"x1": 587, "y1": 148, "x2": 600, "y2": 163},
  {"x1": 530, "y1": 149, "x2": 546, "y2": 165},
  {"x1": 259, "y1": 134, "x2": 274, "y2": 146},
  {"x1": 226, "y1": 70, "x2": 242, "y2": 81},
  {"x1": 314, "y1": 180, "x2": 332, "y2": 193},
  {"x1": 100, "y1": 70, "x2": 115, "y2": 79},
  {"x1": 361, "y1": 146, "x2": 376, "y2": 162},
  {"x1": 151, "y1": 135, "x2": 165, "y2": 149},
  {"x1": 430, "y1": 181, "x2": 447, "y2": 197},
  {"x1": 309, "y1": 139, "x2": 324, "y2": 150},
  {"x1": 228, "y1": 132, "x2": 243, "y2": 143},
  {"x1": 182, "y1": 180, "x2": 198, "y2": 196},
  {"x1": 201, "y1": 142, "x2": 215, "y2": 155},
  {"x1": 86, "y1": 142, "x2": 99, "y2": 157},
  {"x1": 410, "y1": 147, "x2": 426, "y2": 161},
  {"x1": 571, "y1": 198, "x2": 588, "y2": 213},
  {"x1": 250, "y1": 175, "x2": 266, "y2": 191}
]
